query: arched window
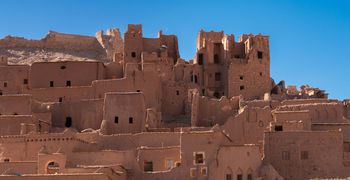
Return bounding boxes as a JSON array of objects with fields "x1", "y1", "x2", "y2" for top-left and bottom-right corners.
[
  {"x1": 225, "y1": 167, "x2": 233, "y2": 180},
  {"x1": 46, "y1": 161, "x2": 59, "y2": 174}
]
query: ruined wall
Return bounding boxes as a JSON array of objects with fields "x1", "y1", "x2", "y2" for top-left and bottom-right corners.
[
  {"x1": 0, "y1": 31, "x2": 105, "y2": 54},
  {"x1": 137, "y1": 146, "x2": 180, "y2": 172}
]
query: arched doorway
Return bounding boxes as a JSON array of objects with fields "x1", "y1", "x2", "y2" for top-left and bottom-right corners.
[{"x1": 46, "y1": 161, "x2": 59, "y2": 174}]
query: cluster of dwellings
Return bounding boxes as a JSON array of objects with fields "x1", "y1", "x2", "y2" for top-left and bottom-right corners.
[{"x1": 0, "y1": 24, "x2": 349, "y2": 180}]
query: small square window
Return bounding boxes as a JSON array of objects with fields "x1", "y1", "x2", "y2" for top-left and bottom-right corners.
[
  {"x1": 240, "y1": 76, "x2": 243, "y2": 80},
  {"x1": 301, "y1": 151, "x2": 308, "y2": 160},
  {"x1": 194, "y1": 152, "x2": 204, "y2": 165},
  {"x1": 176, "y1": 90, "x2": 179, "y2": 95},
  {"x1": 201, "y1": 167, "x2": 207, "y2": 176},
  {"x1": 4, "y1": 158, "x2": 9, "y2": 162},
  {"x1": 190, "y1": 168, "x2": 196, "y2": 177},
  {"x1": 129, "y1": 117, "x2": 133, "y2": 124},
  {"x1": 114, "y1": 116, "x2": 119, "y2": 124},
  {"x1": 131, "y1": 52, "x2": 136, "y2": 58},
  {"x1": 66, "y1": 81, "x2": 71, "y2": 87},
  {"x1": 60, "y1": 66, "x2": 66, "y2": 69},
  {"x1": 275, "y1": 125, "x2": 283, "y2": 131},
  {"x1": 258, "y1": 51, "x2": 263, "y2": 59},
  {"x1": 240, "y1": 86, "x2": 245, "y2": 90},
  {"x1": 136, "y1": 90, "x2": 140, "y2": 92},
  {"x1": 50, "y1": 81, "x2": 54, "y2": 87},
  {"x1": 143, "y1": 161, "x2": 153, "y2": 172},
  {"x1": 58, "y1": 97, "x2": 63, "y2": 103},
  {"x1": 282, "y1": 151, "x2": 290, "y2": 160},
  {"x1": 260, "y1": 72, "x2": 263, "y2": 76},
  {"x1": 24, "y1": 79, "x2": 28, "y2": 84},
  {"x1": 237, "y1": 174, "x2": 243, "y2": 180},
  {"x1": 3, "y1": 82, "x2": 7, "y2": 87}
]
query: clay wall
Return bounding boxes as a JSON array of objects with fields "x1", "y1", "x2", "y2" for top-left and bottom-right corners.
[
  {"x1": 137, "y1": 146, "x2": 180, "y2": 172},
  {"x1": 0, "y1": 115, "x2": 36, "y2": 135},
  {"x1": 123, "y1": 24, "x2": 143, "y2": 64},
  {"x1": 0, "y1": 95, "x2": 31, "y2": 115},
  {"x1": 210, "y1": 145, "x2": 262, "y2": 180},
  {"x1": 0, "y1": 161, "x2": 37, "y2": 175},
  {"x1": 264, "y1": 131, "x2": 348, "y2": 180},
  {"x1": 272, "y1": 110, "x2": 311, "y2": 131},
  {"x1": 312, "y1": 123, "x2": 350, "y2": 141},
  {"x1": 0, "y1": 65, "x2": 29, "y2": 95},
  {"x1": 49, "y1": 99, "x2": 103, "y2": 131},
  {"x1": 104, "y1": 62, "x2": 123, "y2": 79},
  {"x1": 276, "y1": 102, "x2": 346, "y2": 123},
  {"x1": 101, "y1": 92, "x2": 146, "y2": 134},
  {"x1": 29, "y1": 61, "x2": 104, "y2": 88},
  {"x1": 0, "y1": 56, "x2": 8, "y2": 65},
  {"x1": 159, "y1": 33, "x2": 179, "y2": 64},
  {"x1": 0, "y1": 174, "x2": 111, "y2": 180}
]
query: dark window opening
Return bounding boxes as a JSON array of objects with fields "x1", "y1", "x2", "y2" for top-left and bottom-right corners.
[
  {"x1": 275, "y1": 125, "x2": 283, "y2": 131},
  {"x1": 144, "y1": 161, "x2": 153, "y2": 172},
  {"x1": 247, "y1": 174, "x2": 253, "y2": 180},
  {"x1": 114, "y1": 116, "x2": 119, "y2": 124},
  {"x1": 215, "y1": 72, "x2": 221, "y2": 81},
  {"x1": 194, "y1": 75, "x2": 198, "y2": 83},
  {"x1": 260, "y1": 72, "x2": 263, "y2": 76},
  {"x1": 176, "y1": 90, "x2": 179, "y2": 95},
  {"x1": 50, "y1": 81, "x2": 54, "y2": 87},
  {"x1": 190, "y1": 75, "x2": 193, "y2": 82},
  {"x1": 282, "y1": 151, "x2": 290, "y2": 160},
  {"x1": 301, "y1": 151, "x2": 308, "y2": 160},
  {"x1": 13, "y1": 113, "x2": 18, "y2": 115},
  {"x1": 24, "y1": 79, "x2": 28, "y2": 84},
  {"x1": 65, "y1": 117, "x2": 72, "y2": 128},
  {"x1": 234, "y1": 55, "x2": 240, "y2": 58},
  {"x1": 226, "y1": 174, "x2": 232, "y2": 180},
  {"x1": 60, "y1": 66, "x2": 66, "y2": 69},
  {"x1": 66, "y1": 81, "x2": 71, "y2": 87},
  {"x1": 3, "y1": 82, "x2": 7, "y2": 87},
  {"x1": 58, "y1": 97, "x2": 63, "y2": 103},
  {"x1": 237, "y1": 174, "x2": 243, "y2": 180},
  {"x1": 198, "y1": 53, "x2": 203, "y2": 65},
  {"x1": 131, "y1": 52, "x2": 136, "y2": 58},
  {"x1": 258, "y1": 51, "x2": 263, "y2": 59},
  {"x1": 214, "y1": 54, "x2": 219, "y2": 64},
  {"x1": 240, "y1": 76, "x2": 244, "y2": 80},
  {"x1": 0, "y1": 91, "x2": 2, "y2": 96},
  {"x1": 240, "y1": 86, "x2": 245, "y2": 90},
  {"x1": 214, "y1": 91, "x2": 220, "y2": 98},
  {"x1": 195, "y1": 153, "x2": 204, "y2": 164},
  {"x1": 4, "y1": 159, "x2": 9, "y2": 162},
  {"x1": 202, "y1": 89, "x2": 205, "y2": 95},
  {"x1": 136, "y1": 90, "x2": 141, "y2": 92},
  {"x1": 129, "y1": 117, "x2": 133, "y2": 124}
]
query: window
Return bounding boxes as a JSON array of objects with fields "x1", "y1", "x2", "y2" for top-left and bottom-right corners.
[
  {"x1": 194, "y1": 152, "x2": 204, "y2": 165},
  {"x1": 202, "y1": 89, "x2": 205, "y2": 95},
  {"x1": 194, "y1": 75, "x2": 198, "y2": 83},
  {"x1": 176, "y1": 90, "x2": 179, "y2": 95},
  {"x1": 240, "y1": 76, "x2": 244, "y2": 80},
  {"x1": 24, "y1": 79, "x2": 28, "y2": 84},
  {"x1": 66, "y1": 81, "x2": 71, "y2": 87},
  {"x1": 65, "y1": 117, "x2": 72, "y2": 127},
  {"x1": 50, "y1": 81, "x2": 54, "y2": 87},
  {"x1": 247, "y1": 174, "x2": 253, "y2": 180},
  {"x1": 234, "y1": 55, "x2": 240, "y2": 58},
  {"x1": 58, "y1": 97, "x2": 63, "y2": 103},
  {"x1": 201, "y1": 167, "x2": 207, "y2": 176},
  {"x1": 258, "y1": 51, "x2": 263, "y2": 59},
  {"x1": 214, "y1": 54, "x2": 219, "y2": 64},
  {"x1": 60, "y1": 66, "x2": 66, "y2": 69},
  {"x1": 114, "y1": 116, "x2": 119, "y2": 124},
  {"x1": 198, "y1": 53, "x2": 203, "y2": 65},
  {"x1": 260, "y1": 72, "x2": 263, "y2": 76},
  {"x1": 136, "y1": 90, "x2": 141, "y2": 92},
  {"x1": 226, "y1": 174, "x2": 232, "y2": 180},
  {"x1": 3, "y1": 82, "x2": 7, "y2": 87},
  {"x1": 240, "y1": 86, "x2": 245, "y2": 90},
  {"x1": 4, "y1": 158, "x2": 9, "y2": 162},
  {"x1": 131, "y1": 52, "x2": 136, "y2": 58},
  {"x1": 0, "y1": 91, "x2": 2, "y2": 96},
  {"x1": 282, "y1": 151, "x2": 290, "y2": 160},
  {"x1": 166, "y1": 160, "x2": 174, "y2": 169},
  {"x1": 144, "y1": 161, "x2": 153, "y2": 172},
  {"x1": 215, "y1": 72, "x2": 221, "y2": 81},
  {"x1": 214, "y1": 91, "x2": 220, "y2": 98},
  {"x1": 129, "y1": 117, "x2": 133, "y2": 124},
  {"x1": 190, "y1": 168, "x2": 196, "y2": 177},
  {"x1": 301, "y1": 151, "x2": 308, "y2": 160},
  {"x1": 191, "y1": 76, "x2": 193, "y2": 82},
  {"x1": 275, "y1": 125, "x2": 283, "y2": 131},
  {"x1": 237, "y1": 174, "x2": 243, "y2": 180}
]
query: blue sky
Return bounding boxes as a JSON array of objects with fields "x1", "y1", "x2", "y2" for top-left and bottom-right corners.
[{"x1": 0, "y1": 0, "x2": 349, "y2": 100}]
